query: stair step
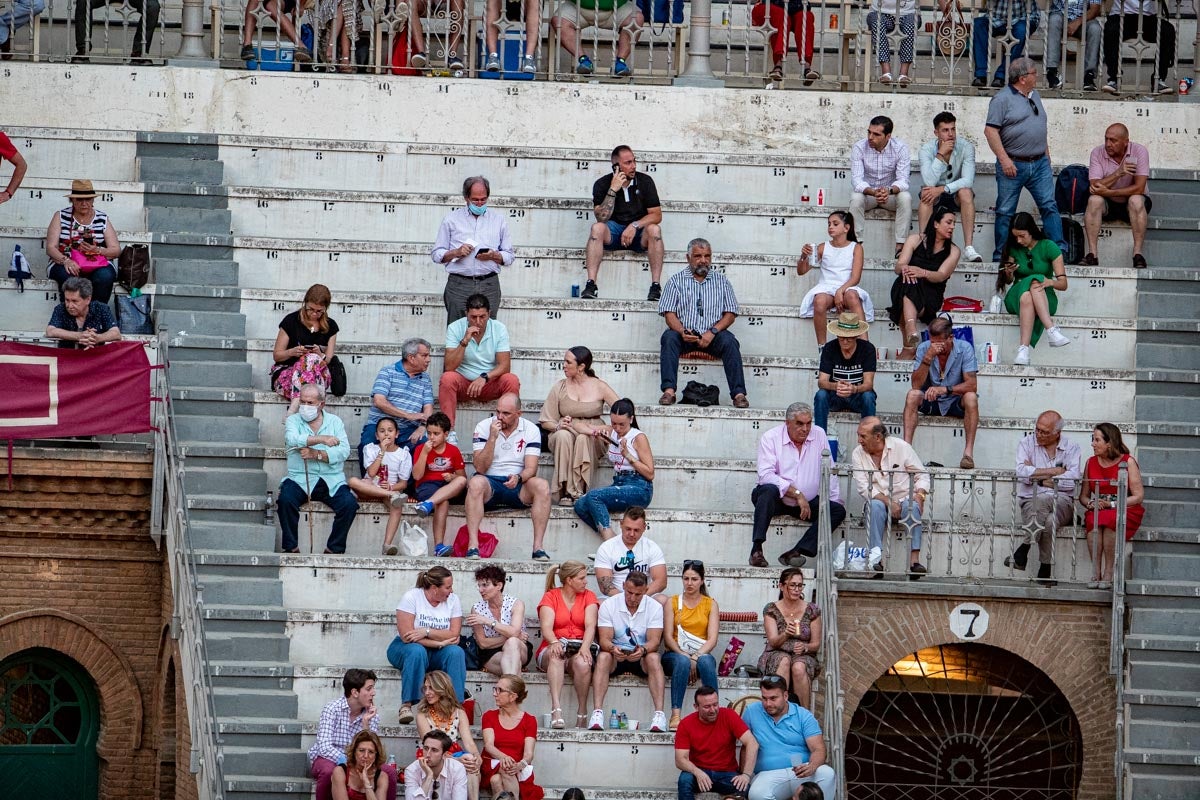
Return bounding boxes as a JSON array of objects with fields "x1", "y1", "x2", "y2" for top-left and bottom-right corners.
[
  {"x1": 138, "y1": 155, "x2": 224, "y2": 184},
  {"x1": 206, "y1": 633, "x2": 291, "y2": 663},
  {"x1": 1123, "y1": 748, "x2": 1200, "y2": 767},
  {"x1": 146, "y1": 207, "x2": 231, "y2": 238},
  {"x1": 1124, "y1": 690, "x2": 1200, "y2": 708},
  {"x1": 1126, "y1": 580, "x2": 1200, "y2": 597},
  {"x1": 213, "y1": 686, "x2": 298, "y2": 718},
  {"x1": 182, "y1": 466, "x2": 268, "y2": 496},
  {"x1": 156, "y1": 308, "x2": 246, "y2": 337},
  {"x1": 169, "y1": 360, "x2": 252, "y2": 387},
  {"x1": 1124, "y1": 763, "x2": 1200, "y2": 800},
  {"x1": 188, "y1": 520, "x2": 277, "y2": 552},
  {"x1": 221, "y1": 774, "x2": 312, "y2": 798},
  {"x1": 221, "y1": 745, "x2": 308, "y2": 777},
  {"x1": 199, "y1": 577, "x2": 284, "y2": 606},
  {"x1": 154, "y1": 257, "x2": 239, "y2": 286},
  {"x1": 1124, "y1": 634, "x2": 1200, "y2": 653},
  {"x1": 1131, "y1": 545, "x2": 1200, "y2": 581},
  {"x1": 1127, "y1": 708, "x2": 1200, "y2": 751},
  {"x1": 1128, "y1": 655, "x2": 1200, "y2": 693}
]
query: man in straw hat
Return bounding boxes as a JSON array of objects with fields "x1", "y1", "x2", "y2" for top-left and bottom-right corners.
[{"x1": 813, "y1": 312, "x2": 877, "y2": 432}]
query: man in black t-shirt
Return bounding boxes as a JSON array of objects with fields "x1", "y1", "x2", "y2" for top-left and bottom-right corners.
[
  {"x1": 583, "y1": 144, "x2": 665, "y2": 302},
  {"x1": 813, "y1": 312, "x2": 877, "y2": 430}
]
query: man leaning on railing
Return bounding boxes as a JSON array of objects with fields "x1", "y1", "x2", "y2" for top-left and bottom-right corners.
[
  {"x1": 1006, "y1": 409, "x2": 1081, "y2": 588},
  {"x1": 850, "y1": 416, "x2": 929, "y2": 580}
]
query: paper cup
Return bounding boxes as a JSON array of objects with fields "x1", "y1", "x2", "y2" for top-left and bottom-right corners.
[
  {"x1": 542, "y1": 713, "x2": 552, "y2": 728},
  {"x1": 627, "y1": 719, "x2": 639, "y2": 730}
]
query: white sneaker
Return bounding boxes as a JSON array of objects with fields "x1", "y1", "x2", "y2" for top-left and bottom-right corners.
[
  {"x1": 1045, "y1": 326, "x2": 1071, "y2": 347},
  {"x1": 588, "y1": 708, "x2": 605, "y2": 730},
  {"x1": 447, "y1": 430, "x2": 459, "y2": 445},
  {"x1": 1014, "y1": 345, "x2": 1031, "y2": 366},
  {"x1": 650, "y1": 710, "x2": 668, "y2": 732},
  {"x1": 963, "y1": 245, "x2": 983, "y2": 263}
]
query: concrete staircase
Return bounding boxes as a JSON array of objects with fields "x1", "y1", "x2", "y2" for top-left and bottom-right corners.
[
  {"x1": 1122, "y1": 220, "x2": 1200, "y2": 797},
  {"x1": 139, "y1": 134, "x2": 308, "y2": 800}
]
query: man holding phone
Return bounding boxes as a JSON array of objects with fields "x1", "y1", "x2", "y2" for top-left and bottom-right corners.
[
  {"x1": 1084, "y1": 123, "x2": 1152, "y2": 269},
  {"x1": 582, "y1": 145, "x2": 665, "y2": 302},
  {"x1": 432, "y1": 175, "x2": 514, "y2": 324},
  {"x1": 589, "y1": 570, "x2": 668, "y2": 733}
]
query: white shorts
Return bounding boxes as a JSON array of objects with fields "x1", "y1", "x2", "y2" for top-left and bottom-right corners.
[{"x1": 553, "y1": 0, "x2": 639, "y2": 28}]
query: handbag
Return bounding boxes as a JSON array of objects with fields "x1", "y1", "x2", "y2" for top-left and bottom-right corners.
[
  {"x1": 941, "y1": 296, "x2": 983, "y2": 313},
  {"x1": 679, "y1": 380, "x2": 720, "y2": 407},
  {"x1": 934, "y1": 3, "x2": 969, "y2": 58},
  {"x1": 328, "y1": 355, "x2": 348, "y2": 397},
  {"x1": 117, "y1": 244, "x2": 150, "y2": 290},
  {"x1": 69, "y1": 248, "x2": 110, "y2": 272},
  {"x1": 452, "y1": 525, "x2": 498, "y2": 558},
  {"x1": 458, "y1": 633, "x2": 483, "y2": 670},
  {"x1": 675, "y1": 596, "x2": 707, "y2": 654},
  {"x1": 116, "y1": 293, "x2": 154, "y2": 335}
]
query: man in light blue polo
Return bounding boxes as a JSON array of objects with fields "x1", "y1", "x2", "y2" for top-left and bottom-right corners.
[
  {"x1": 902, "y1": 317, "x2": 979, "y2": 470},
  {"x1": 360, "y1": 337, "x2": 434, "y2": 463},
  {"x1": 742, "y1": 675, "x2": 836, "y2": 800},
  {"x1": 278, "y1": 383, "x2": 358, "y2": 554}
]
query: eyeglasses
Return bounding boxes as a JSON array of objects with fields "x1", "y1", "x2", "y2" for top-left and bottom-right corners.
[
  {"x1": 433, "y1": 779, "x2": 440, "y2": 800},
  {"x1": 683, "y1": 559, "x2": 704, "y2": 570},
  {"x1": 614, "y1": 549, "x2": 636, "y2": 571},
  {"x1": 1028, "y1": 98, "x2": 1040, "y2": 116},
  {"x1": 784, "y1": 582, "x2": 805, "y2": 589},
  {"x1": 493, "y1": 685, "x2": 513, "y2": 695},
  {"x1": 761, "y1": 675, "x2": 787, "y2": 688}
]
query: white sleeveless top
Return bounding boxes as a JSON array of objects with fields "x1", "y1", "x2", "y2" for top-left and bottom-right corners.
[{"x1": 607, "y1": 427, "x2": 645, "y2": 474}]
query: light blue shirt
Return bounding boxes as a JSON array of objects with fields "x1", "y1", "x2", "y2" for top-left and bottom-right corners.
[
  {"x1": 742, "y1": 701, "x2": 823, "y2": 771},
  {"x1": 284, "y1": 409, "x2": 352, "y2": 494},
  {"x1": 912, "y1": 337, "x2": 978, "y2": 415},
  {"x1": 430, "y1": 206, "x2": 514, "y2": 276},
  {"x1": 445, "y1": 318, "x2": 511, "y2": 380},
  {"x1": 919, "y1": 137, "x2": 976, "y2": 194}
]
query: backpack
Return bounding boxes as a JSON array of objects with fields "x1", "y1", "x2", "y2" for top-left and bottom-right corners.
[
  {"x1": 117, "y1": 244, "x2": 150, "y2": 290},
  {"x1": 1061, "y1": 216, "x2": 1085, "y2": 265},
  {"x1": 1055, "y1": 164, "x2": 1090, "y2": 216}
]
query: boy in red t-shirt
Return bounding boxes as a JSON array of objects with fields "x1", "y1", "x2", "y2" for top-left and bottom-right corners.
[{"x1": 411, "y1": 412, "x2": 468, "y2": 556}]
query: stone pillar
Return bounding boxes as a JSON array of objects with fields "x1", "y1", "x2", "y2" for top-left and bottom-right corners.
[
  {"x1": 674, "y1": 0, "x2": 724, "y2": 87},
  {"x1": 170, "y1": 0, "x2": 218, "y2": 65}
]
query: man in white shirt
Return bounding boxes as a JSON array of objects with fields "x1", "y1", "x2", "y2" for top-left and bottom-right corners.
[
  {"x1": 467, "y1": 393, "x2": 551, "y2": 561},
  {"x1": 851, "y1": 417, "x2": 930, "y2": 579},
  {"x1": 593, "y1": 507, "x2": 668, "y2": 598},
  {"x1": 589, "y1": 570, "x2": 668, "y2": 733},
  {"x1": 431, "y1": 176, "x2": 514, "y2": 324},
  {"x1": 405, "y1": 730, "x2": 469, "y2": 800},
  {"x1": 849, "y1": 115, "x2": 912, "y2": 258},
  {"x1": 917, "y1": 112, "x2": 981, "y2": 263}
]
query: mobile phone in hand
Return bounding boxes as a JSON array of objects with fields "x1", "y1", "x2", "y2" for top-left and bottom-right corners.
[{"x1": 477, "y1": 248, "x2": 491, "y2": 254}]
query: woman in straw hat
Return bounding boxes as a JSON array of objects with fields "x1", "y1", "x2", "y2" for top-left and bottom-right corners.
[{"x1": 45, "y1": 179, "x2": 121, "y2": 304}]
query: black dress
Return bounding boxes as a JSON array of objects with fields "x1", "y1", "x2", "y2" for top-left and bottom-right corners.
[{"x1": 886, "y1": 236, "x2": 953, "y2": 326}]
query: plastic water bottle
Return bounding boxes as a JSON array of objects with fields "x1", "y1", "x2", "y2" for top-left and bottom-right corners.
[
  {"x1": 608, "y1": 709, "x2": 619, "y2": 729},
  {"x1": 827, "y1": 430, "x2": 839, "y2": 463},
  {"x1": 387, "y1": 754, "x2": 397, "y2": 767},
  {"x1": 9, "y1": 244, "x2": 31, "y2": 292}
]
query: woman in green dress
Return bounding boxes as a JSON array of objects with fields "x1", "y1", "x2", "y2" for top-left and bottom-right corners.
[{"x1": 996, "y1": 212, "x2": 1072, "y2": 366}]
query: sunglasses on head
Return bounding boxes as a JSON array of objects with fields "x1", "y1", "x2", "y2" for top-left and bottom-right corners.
[
  {"x1": 683, "y1": 559, "x2": 704, "y2": 570},
  {"x1": 761, "y1": 675, "x2": 787, "y2": 689}
]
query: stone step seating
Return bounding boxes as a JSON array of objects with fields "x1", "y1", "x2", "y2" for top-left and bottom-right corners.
[
  {"x1": 230, "y1": 242, "x2": 1139, "y2": 316},
  {"x1": 236, "y1": 344, "x2": 1135, "y2": 421},
  {"x1": 232, "y1": 289, "x2": 1137, "y2": 369},
  {"x1": 15, "y1": 178, "x2": 148, "y2": 231}
]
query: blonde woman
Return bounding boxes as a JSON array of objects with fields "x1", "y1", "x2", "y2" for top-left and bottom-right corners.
[
  {"x1": 536, "y1": 560, "x2": 599, "y2": 729},
  {"x1": 416, "y1": 670, "x2": 481, "y2": 800}
]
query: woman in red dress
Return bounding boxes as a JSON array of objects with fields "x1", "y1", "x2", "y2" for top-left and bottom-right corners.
[
  {"x1": 1078, "y1": 422, "x2": 1145, "y2": 589},
  {"x1": 481, "y1": 675, "x2": 544, "y2": 800}
]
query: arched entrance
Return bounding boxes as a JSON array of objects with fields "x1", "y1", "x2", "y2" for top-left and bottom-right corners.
[
  {"x1": 845, "y1": 642, "x2": 1082, "y2": 800},
  {"x1": 0, "y1": 648, "x2": 100, "y2": 800}
]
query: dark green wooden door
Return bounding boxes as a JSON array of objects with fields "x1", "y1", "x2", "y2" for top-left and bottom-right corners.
[{"x1": 0, "y1": 648, "x2": 100, "y2": 800}]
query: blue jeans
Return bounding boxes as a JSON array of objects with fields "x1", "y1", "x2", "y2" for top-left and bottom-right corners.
[
  {"x1": 0, "y1": 0, "x2": 45, "y2": 44},
  {"x1": 574, "y1": 472, "x2": 653, "y2": 533},
  {"x1": 812, "y1": 388, "x2": 877, "y2": 431},
  {"x1": 972, "y1": 17, "x2": 1034, "y2": 80},
  {"x1": 992, "y1": 156, "x2": 1065, "y2": 261},
  {"x1": 386, "y1": 638, "x2": 467, "y2": 705},
  {"x1": 662, "y1": 651, "x2": 719, "y2": 712},
  {"x1": 49, "y1": 263, "x2": 116, "y2": 305},
  {"x1": 679, "y1": 769, "x2": 746, "y2": 800},
  {"x1": 277, "y1": 478, "x2": 359, "y2": 553},
  {"x1": 661, "y1": 329, "x2": 747, "y2": 399},
  {"x1": 866, "y1": 498, "x2": 923, "y2": 555}
]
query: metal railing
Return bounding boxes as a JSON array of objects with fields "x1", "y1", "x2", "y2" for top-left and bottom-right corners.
[
  {"x1": 1, "y1": 0, "x2": 1193, "y2": 93},
  {"x1": 1110, "y1": 461, "x2": 1129, "y2": 800},
  {"x1": 150, "y1": 328, "x2": 226, "y2": 800},
  {"x1": 815, "y1": 447, "x2": 847, "y2": 800}
]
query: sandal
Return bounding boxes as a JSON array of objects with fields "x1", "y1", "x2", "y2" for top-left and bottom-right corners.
[
  {"x1": 898, "y1": 74, "x2": 911, "y2": 86},
  {"x1": 767, "y1": 64, "x2": 783, "y2": 82},
  {"x1": 879, "y1": 72, "x2": 893, "y2": 84},
  {"x1": 550, "y1": 708, "x2": 565, "y2": 729},
  {"x1": 576, "y1": 713, "x2": 587, "y2": 728},
  {"x1": 337, "y1": 56, "x2": 355, "y2": 74}
]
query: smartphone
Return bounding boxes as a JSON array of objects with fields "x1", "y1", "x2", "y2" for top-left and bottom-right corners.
[{"x1": 477, "y1": 248, "x2": 491, "y2": 254}]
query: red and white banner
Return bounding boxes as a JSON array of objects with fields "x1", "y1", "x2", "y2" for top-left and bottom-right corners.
[{"x1": 0, "y1": 341, "x2": 156, "y2": 439}]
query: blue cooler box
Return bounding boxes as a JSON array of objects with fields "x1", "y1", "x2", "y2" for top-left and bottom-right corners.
[
  {"x1": 475, "y1": 30, "x2": 535, "y2": 80},
  {"x1": 247, "y1": 43, "x2": 296, "y2": 71}
]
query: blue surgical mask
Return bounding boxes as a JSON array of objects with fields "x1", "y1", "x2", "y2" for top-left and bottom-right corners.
[{"x1": 468, "y1": 204, "x2": 487, "y2": 216}]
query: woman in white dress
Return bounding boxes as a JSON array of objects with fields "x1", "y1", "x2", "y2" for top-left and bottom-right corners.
[{"x1": 796, "y1": 211, "x2": 873, "y2": 351}]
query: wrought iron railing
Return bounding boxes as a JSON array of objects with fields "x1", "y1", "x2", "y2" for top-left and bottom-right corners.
[{"x1": 815, "y1": 447, "x2": 847, "y2": 800}]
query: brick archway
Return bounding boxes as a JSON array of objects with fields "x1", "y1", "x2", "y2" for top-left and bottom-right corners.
[
  {"x1": 837, "y1": 595, "x2": 1116, "y2": 799},
  {"x1": 0, "y1": 609, "x2": 146, "y2": 796}
]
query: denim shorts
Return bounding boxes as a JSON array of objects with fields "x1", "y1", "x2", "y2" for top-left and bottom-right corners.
[
  {"x1": 602, "y1": 220, "x2": 648, "y2": 252},
  {"x1": 482, "y1": 474, "x2": 530, "y2": 510}
]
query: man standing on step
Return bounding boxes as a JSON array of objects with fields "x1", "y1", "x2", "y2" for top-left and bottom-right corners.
[
  {"x1": 1084, "y1": 123, "x2": 1152, "y2": 269},
  {"x1": 465, "y1": 392, "x2": 552, "y2": 560},
  {"x1": 1006, "y1": 409, "x2": 1081, "y2": 587},
  {"x1": 278, "y1": 383, "x2": 359, "y2": 554},
  {"x1": 657, "y1": 238, "x2": 748, "y2": 409},
  {"x1": 749, "y1": 403, "x2": 845, "y2": 569},
  {"x1": 743, "y1": 675, "x2": 836, "y2": 800},
  {"x1": 675, "y1": 685, "x2": 759, "y2": 800},
  {"x1": 984, "y1": 57, "x2": 1067, "y2": 262},
  {"x1": 309, "y1": 668, "x2": 399, "y2": 800},
  {"x1": 440, "y1": 293, "x2": 521, "y2": 427},
  {"x1": 432, "y1": 176, "x2": 513, "y2": 324},
  {"x1": 581, "y1": 145, "x2": 665, "y2": 302}
]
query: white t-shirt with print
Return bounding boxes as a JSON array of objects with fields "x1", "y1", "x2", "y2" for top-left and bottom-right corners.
[
  {"x1": 597, "y1": 592, "x2": 664, "y2": 650},
  {"x1": 472, "y1": 416, "x2": 542, "y2": 477},
  {"x1": 397, "y1": 587, "x2": 463, "y2": 631},
  {"x1": 361, "y1": 443, "x2": 413, "y2": 489},
  {"x1": 594, "y1": 536, "x2": 666, "y2": 591}
]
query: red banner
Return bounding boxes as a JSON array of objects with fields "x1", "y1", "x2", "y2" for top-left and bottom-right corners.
[{"x1": 0, "y1": 341, "x2": 156, "y2": 439}]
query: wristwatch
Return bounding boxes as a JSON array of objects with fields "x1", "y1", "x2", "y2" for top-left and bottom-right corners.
[{"x1": 479, "y1": 373, "x2": 489, "y2": 382}]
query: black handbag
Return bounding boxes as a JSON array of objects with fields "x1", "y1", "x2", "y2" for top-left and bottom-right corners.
[
  {"x1": 458, "y1": 634, "x2": 482, "y2": 670},
  {"x1": 328, "y1": 356, "x2": 347, "y2": 397},
  {"x1": 679, "y1": 380, "x2": 720, "y2": 407},
  {"x1": 117, "y1": 244, "x2": 150, "y2": 290}
]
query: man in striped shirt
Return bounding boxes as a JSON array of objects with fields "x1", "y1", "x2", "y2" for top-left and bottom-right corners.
[{"x1": 657, "y1": 238, "x2": 748, "y2": 408}]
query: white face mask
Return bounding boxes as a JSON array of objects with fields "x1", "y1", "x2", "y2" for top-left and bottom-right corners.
[{"x1": 298, "y1": 404, "x2": 320, "y2": 422}]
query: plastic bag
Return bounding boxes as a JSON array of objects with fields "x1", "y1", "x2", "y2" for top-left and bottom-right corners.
[
  {"x1": 833, "y1": 540, "x2": 847, "y2": 569},
  {"x1": 399, "y1": 520, "x2": 428, "y2": 557},
  {"x1": 846, "y1": 542, "x2": 869, "y2": 571}
]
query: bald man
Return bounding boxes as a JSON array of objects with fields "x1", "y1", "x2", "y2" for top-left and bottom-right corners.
[
  {"x1": 467, "y1": 393, "x2": 552, "y2": 561},
  {"x1": 1007, "y1": 410, "x2": 1082, "y2": 586},
  {"x1": 1085, "y1": 123, "x2": 1151, "y2": 269}
]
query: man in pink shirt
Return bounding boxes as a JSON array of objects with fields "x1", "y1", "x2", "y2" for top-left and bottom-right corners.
[
  {"x1": 749, "y1": 402, "x2": 846, "y2": 568},
  {"x1": 1084, "y1": 123, "x2": 1151, "y2": 269}
]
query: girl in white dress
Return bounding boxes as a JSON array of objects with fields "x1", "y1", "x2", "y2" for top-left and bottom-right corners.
[{"x1": 796, "y1": 211, "x2": 873, "y2": 349}]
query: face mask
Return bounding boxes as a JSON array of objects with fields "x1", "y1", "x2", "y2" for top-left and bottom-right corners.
[
  {"x1": 298, "y1": 405, "x2": 319, "y2": 422},
  {"x1": 468, "y1": 204, "x2": 487, "y2": 216}
]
